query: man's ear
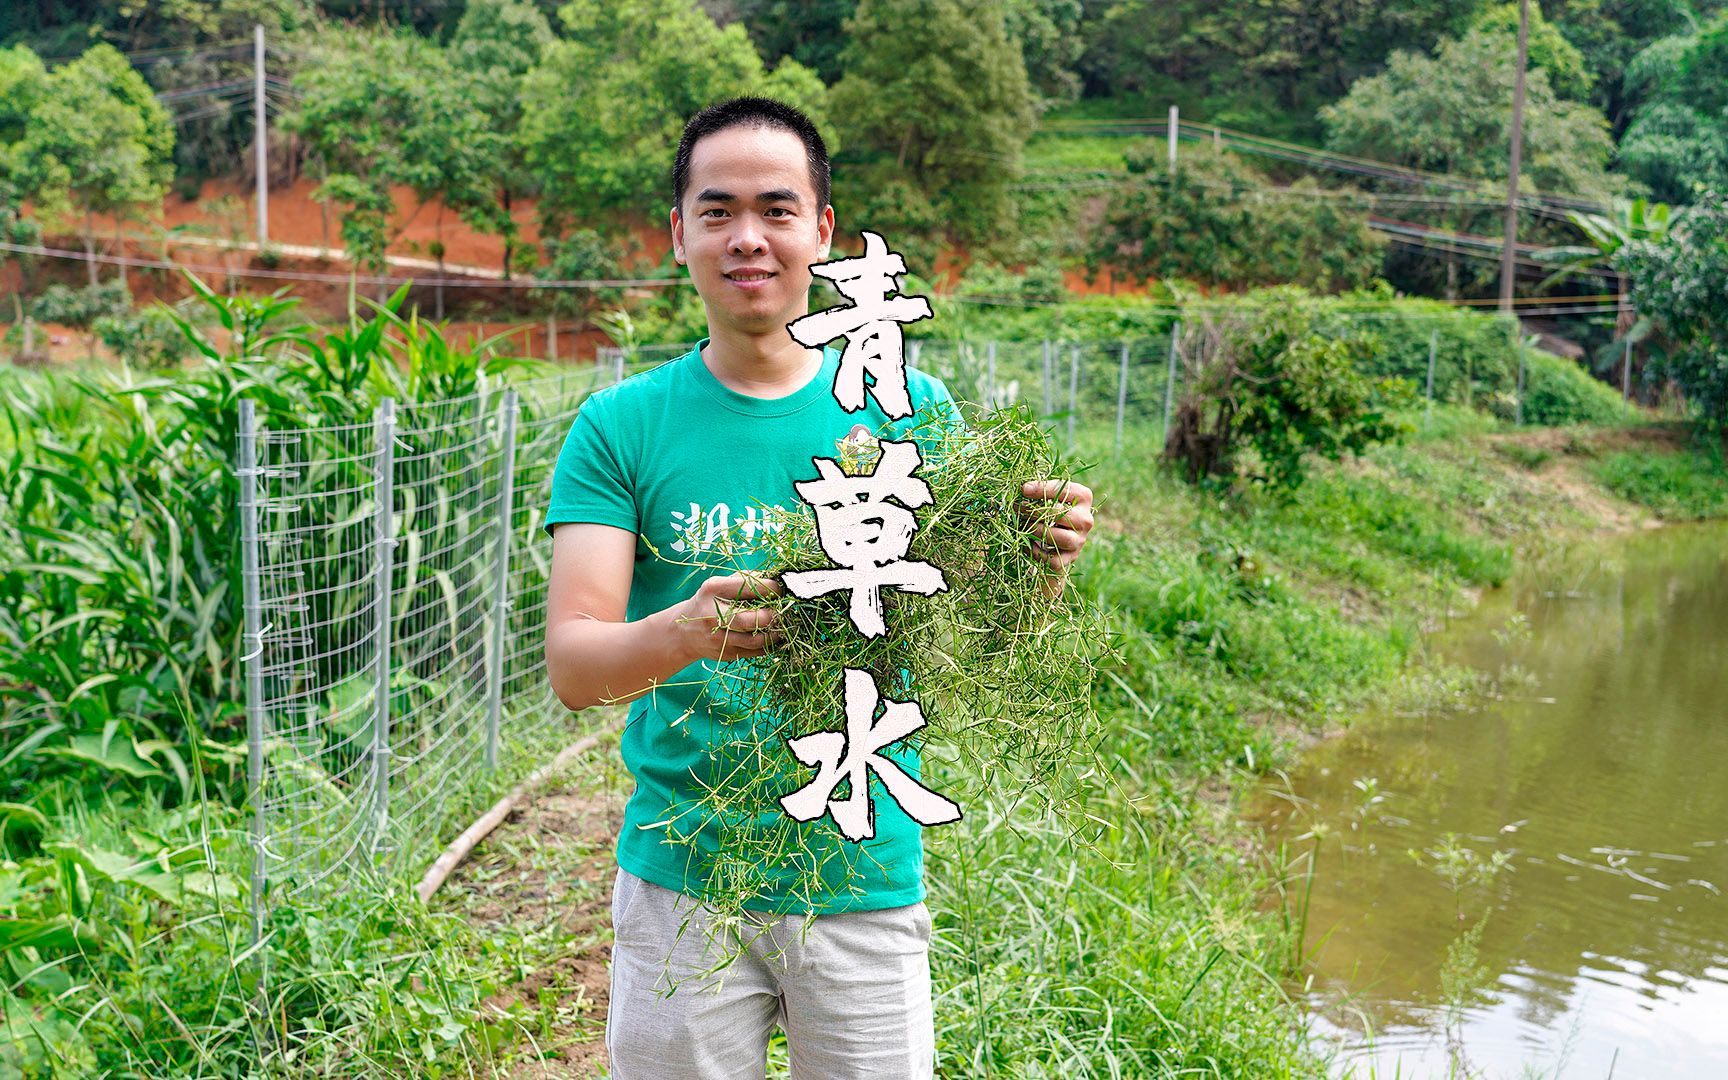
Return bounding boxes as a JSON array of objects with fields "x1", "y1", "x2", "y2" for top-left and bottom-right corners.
[
  {"x1": 817, "y1": 204, "x2": 835, "y2": 261},
  {"x1": 669, "y1": 206, "x2": 685, "y2": 265}
]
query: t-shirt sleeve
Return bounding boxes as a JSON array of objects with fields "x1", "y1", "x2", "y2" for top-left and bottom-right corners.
[{"x1": 542, "y1": 398, "x2": 637, "y2": 538}]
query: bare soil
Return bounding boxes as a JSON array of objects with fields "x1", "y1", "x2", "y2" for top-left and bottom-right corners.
[{"x1": 435, "y1": 741, "x2": 630, "y2": 1079}]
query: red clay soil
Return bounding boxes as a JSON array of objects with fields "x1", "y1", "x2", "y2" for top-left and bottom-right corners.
[{"x1": 6, "y1": 176, "x2": 1145, "y2": 367}]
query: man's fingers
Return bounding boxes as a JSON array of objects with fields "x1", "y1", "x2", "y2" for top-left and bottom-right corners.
[
  {"x1": 1036, "y1": 525, "x2": 1086, "y2": 553},
  {"x1": 1020, "y1": 479, "x2": 1094, "y2": 507},
  {"x1": 715, "y1": 572, "x2": 783, "y2": 601},
  {"x1": 718, "y1": 606, "x2": 779, "y2": 634}
]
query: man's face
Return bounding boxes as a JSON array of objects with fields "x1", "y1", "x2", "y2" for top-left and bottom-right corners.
[{"x1": 671, "y1": 125, "x2": 834, "y2": 339}]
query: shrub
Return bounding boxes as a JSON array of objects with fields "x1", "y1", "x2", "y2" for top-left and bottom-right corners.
[
  {"x1": 1089, "y1": 143, "x2": 1386, "y2": 293},
  {"x1": 1518, "y1": 348, "x2": 1628, "y2": 425},
  {"x1": 1164, "y1": 287, "x2": 1411, "y2": 494},
  {"x1": 30, "y1": 279, "x2": 132, "y2": 328},
  {"x1": 92, "y1": 302, "x2": 197, "y2": 369}
]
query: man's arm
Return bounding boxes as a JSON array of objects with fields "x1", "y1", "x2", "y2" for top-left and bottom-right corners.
[{"x1": 544, "y1": 522, "x2": 782, "y2": 711}]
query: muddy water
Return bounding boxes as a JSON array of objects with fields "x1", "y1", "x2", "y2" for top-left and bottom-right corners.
[{"x1": 1255, "y1": 521, "x2": 1728, "y2": 1078}]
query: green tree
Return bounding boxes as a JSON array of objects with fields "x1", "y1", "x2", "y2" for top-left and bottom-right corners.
[
  {"x1": 1618, "y1": 15, "x2": 1728, "y2": 203},
  {"x1": 286, "y1": 31, "x2": 507, "y2": 282},
  {"x1": 1617, "y1": 189, "x2": 1728, "y2": 432},
  {"x1": 0, "y1": 45, "x2": 49, "y2": 316},
  {"x1": 1321, "y1": 23, "x2": 1616, "y2": 198},
  {"x1": 830, "y1": 0, "x2": 1035, "y2": 253},
  {"x1": 729, "y1": 0, "x2": 857, "y2": 83},
  {"x1": 1078, "y1": 0, "x2": 1485, "y2": 128},
  {"x1": 518, "y1": 0, "x2": 831, "y2": 243},
  {"x1": 1005, "y1": 0, "x2": 1084, "y2": 107},
  {"x1": 1321, "y1": 17, "x2": 1619, "y2": 297},
  {"x1": 449, "y1": 0, "x2": 555, "y2": 280},
  {"x1": 13, "y1": 43, "x2": 174, "y2": 286},
  {"x1": 1464, "y1": 2, "x2": 1595, "y2": 100},
  {"x1": 1089, "y1": 143, "x2": 1385, "y2": 293}
]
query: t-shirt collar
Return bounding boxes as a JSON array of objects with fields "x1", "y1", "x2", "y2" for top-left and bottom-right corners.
[{"x1": 682, "y1": 336, "x2": 840, "y2": 417}]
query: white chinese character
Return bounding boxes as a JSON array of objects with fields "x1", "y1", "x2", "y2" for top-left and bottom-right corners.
[
  {"x1": 779, "y1": 667, "x2": 962, "y2": 841},
  {"x1": 786, "y1": 231, "x2": 933, "y2": 418},
  {"x1": 669, "y1": 501, "x2": 703, "y2": 554},
  {"x1": 783, "y1": 439, "x2": 947, "y2": 638}
]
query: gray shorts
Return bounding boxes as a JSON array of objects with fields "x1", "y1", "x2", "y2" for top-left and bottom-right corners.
[{"x1": 605, "y1": 865, "x2": 935, "y2": 1079}]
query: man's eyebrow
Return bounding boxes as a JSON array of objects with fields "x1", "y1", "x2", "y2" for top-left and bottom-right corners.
[{"x1": 692, "y1": 187, "x2": 803, "y2": 207}]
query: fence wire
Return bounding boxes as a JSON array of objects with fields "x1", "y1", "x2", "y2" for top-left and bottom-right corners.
[
  {"x1": 239, "y1": 365, "x2": 610, "y2": 936},
  {"x1": 238, "y1": 323, "x2": 1543, "y2": 936}
]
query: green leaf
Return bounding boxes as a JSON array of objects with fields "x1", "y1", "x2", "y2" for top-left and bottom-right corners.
[{"x1": 38, "y1": 734, "x2": 166, "y2": 780}]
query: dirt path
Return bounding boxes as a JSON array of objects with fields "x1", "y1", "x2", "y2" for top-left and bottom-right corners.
[{"x1": 436, "y1": 730, "x2": 631, "y2": 1078}]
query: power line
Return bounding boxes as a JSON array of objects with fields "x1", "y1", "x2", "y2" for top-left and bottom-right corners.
[{"x1": 0, "y1": 240, "x2": 691, "y2": 291}]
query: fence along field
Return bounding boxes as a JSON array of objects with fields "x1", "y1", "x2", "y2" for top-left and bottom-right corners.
[{"x1": 235, "y1": 313, "x2": 1594, "y2": 963}]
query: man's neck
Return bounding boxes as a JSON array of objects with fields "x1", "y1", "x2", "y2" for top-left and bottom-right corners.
[{"x1": 701, "y1": 322, "x2": 823, "y2": 398}]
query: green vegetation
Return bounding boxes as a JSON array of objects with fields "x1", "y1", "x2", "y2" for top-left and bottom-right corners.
[
  {"x1": 1163, "y1": 289, "x2": 1408, "y2": 493},
  {"x1": 1089, "y1": 143, "x2": 1385, "y2": 293},
  {"x1": 5, "y1": 273, "x2": 1728, "y2": 1072},
  {"x1": 1593, "y1": 435, "x2": 1728, "y2": 520}
]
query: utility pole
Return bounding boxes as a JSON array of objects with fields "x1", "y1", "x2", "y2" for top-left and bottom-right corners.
[
  {"x1": 254, "y1": 24, "x2": 269, "y2": 249},
  {"x1": 1498, "y1": 0, "x2": 1529, "y2": 313}
]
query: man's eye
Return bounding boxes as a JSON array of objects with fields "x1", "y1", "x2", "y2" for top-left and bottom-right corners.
[
  {"x1": 702, "y1": 209, "x2": 727, "y2": 219},
  {"x1": 766, "y1": 208, "x2": 791, "y2": 217}
]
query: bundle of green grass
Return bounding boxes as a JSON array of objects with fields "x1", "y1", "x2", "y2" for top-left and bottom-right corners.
[{"x1": 654, "y1": 401, "x2": 1119, "y2": 984}]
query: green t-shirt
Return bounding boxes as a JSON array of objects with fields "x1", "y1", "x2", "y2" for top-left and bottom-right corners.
[{"x1": 543, "y1": 338, "x2": 957, "y2": 914}]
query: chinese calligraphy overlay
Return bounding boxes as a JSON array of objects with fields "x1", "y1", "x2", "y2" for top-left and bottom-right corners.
[
  {"x1": 782, "y1": 439, "x2": 948, "y2": 639},
  {"x1": 785, "y1": 230, "x2": 933, "y2": 419},
  {"x1": 779, "y1": 668, "x2": 962, "y2": 842},
  {"x1": 774, "y1": 232, "x2": 962, "y2": 840}
]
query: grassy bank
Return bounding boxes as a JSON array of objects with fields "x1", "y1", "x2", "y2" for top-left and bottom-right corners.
[{"x1": 442, "y1": 408, "x2": 1728, "y2": 1078}]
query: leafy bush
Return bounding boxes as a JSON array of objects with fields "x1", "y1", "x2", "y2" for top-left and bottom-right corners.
[
  {"x1": 1518, "y1": 348, "x2": 1628, "y2": 425},
  {"x1": 1318, "y1": 289, "x2": 1522, "y2": 406},
  {"x1": 1089, "y1": 143, "x2": 1386, "y2": 293},
  {"x1": 1164, "y1": 287, "x2": 1411, "y2": 494},
  {"x1": 91, "y1": 301, "x2": 197, "y2": 369},
  {"x1": 29, "y1": 279, "x2": 131, "y2": 327}
]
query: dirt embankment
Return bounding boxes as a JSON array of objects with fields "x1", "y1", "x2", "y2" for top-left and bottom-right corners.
[{"x1": 5, "y1": 174, "x2": 1145, "y2": 367}]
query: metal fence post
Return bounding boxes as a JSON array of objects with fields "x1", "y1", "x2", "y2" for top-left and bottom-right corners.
[
  {"x1": 1622, "y1": 337, "x2": 1632, "y2": 416},
  {"x1": 485, "y1": 390, "x2": 519, "y2": 770},
  {"x1": 237, "y1": 399, "x2": 267, "y2": 948},
  {"x1": 1041, "y1": 340, "x2": 1053, "y2": 417},
  {"x1": 986, "y1": 341, "x2": 997, "y2": 412},
  {"x1": 1425, "y1": 327, "x2": 1438, "y2": 428},
  {"x1": 1162, "y1": 323, "x2": 1181, "y2": 437},
  {"x1": 1067, "y1": 344, "x2": 1080, "y2": 448},
  {"x1": 370, "y1": 398, "x2": 397, "y2": 862},
  {"x1": 1115, "y1": 340, "x2": 1130, "y2": 451},
  {"x1": 1515, "y1": 333, "x2": 1527, "y2": 425}
]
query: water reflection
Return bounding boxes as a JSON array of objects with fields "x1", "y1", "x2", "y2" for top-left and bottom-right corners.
[{"x1": 1256, "y1": 521, "x2": 1728, "y2": 1077}]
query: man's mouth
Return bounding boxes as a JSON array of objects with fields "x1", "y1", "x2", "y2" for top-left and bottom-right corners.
[{"x1": 725, "y1": 270, "x2": 776, "y2": 282}]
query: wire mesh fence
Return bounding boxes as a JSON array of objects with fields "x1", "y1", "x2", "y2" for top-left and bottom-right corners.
[
  {"x1": 236, "y1": 321, "x2": 1558, "y2": 940},
  {"x1": 238, "y1": 364, "x2": 609, "y2": 940}
]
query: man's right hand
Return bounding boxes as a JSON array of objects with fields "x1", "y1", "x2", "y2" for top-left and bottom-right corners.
[{"x1": 669, "y1": 573, "x2": 784, "y2": 664}]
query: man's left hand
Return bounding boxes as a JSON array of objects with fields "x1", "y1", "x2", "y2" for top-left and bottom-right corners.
[{"x1": 1019, "y1": 480, "x2": 1095, "y2": 580}]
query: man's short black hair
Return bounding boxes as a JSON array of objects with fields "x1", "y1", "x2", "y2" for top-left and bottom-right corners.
[{"x1": 671, "y1": 96, "x2": 831, "y2": 214}]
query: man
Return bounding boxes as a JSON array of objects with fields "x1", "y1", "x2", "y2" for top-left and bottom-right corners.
[{"x1": 542, "y1": 96, "x2": 1094, "y2": 1079}]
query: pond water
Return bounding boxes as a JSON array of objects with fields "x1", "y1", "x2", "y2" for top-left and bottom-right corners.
[{"x1": 1254, "y1": 520, "x2": 1728, "y2": 1078}]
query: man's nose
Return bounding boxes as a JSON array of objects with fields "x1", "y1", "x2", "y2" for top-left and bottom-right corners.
[{"x1": 729, "y1": 218, "x2": 767, "y2": 255}]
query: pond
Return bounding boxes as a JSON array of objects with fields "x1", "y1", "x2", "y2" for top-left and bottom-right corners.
[{"x1": 1254, "y1": 520, "x2": 1728, "y2": 1078}]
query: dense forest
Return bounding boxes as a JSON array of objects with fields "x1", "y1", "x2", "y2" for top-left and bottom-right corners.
[{"x1": 3, "y1": 0, "x2": 1728, "y2": 421}]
